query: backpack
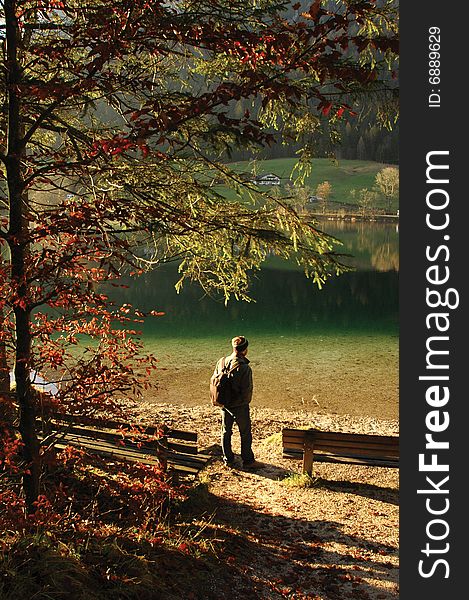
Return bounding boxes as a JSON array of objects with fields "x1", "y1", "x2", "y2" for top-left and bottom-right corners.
[{"x1": 210, "y1": 357, "x2": 237, "y2": 407}]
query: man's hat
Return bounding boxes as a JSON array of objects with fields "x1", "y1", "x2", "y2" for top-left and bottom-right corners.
[{"x1": 231, "y1": 336, "x2": 249, "y2": 352}]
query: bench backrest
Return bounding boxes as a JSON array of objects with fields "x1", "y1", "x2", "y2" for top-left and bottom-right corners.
[
  {"x1": 39, "y1": 413, "x2": 208, "y2": 477},
  {"x1": 282, "y1": 428, "x2": 399, "y2": 462},
  {"x1": 42, "y1": 412, "x2": 198, "y2": 455}
]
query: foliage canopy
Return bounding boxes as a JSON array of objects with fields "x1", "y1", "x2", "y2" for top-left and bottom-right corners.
[{"x1": 0, "y1": 0, "x2": 398, "y2": 509}]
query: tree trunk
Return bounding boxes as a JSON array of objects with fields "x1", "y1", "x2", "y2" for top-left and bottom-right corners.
[
  {"x1": 0, "y1": 248, "x2": 10, "y2": 395},
  {"x1": 5, "y1": 0, "x2": 40, "y2": 512},
  {"x1": 14, "y1": 304, "x2": 40, "y2": 511},
  {"x1": 0, "y1": 323, "x2": 9, "y2": 394},
  {"x1": 0, "y1": 354, "x2": 9, "y2": 395}
]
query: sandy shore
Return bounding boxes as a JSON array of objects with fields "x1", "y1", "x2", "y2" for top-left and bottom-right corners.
[
  {"x1": 134, "y1": 401, "x2": 399, "y2": 449},
  {"x1": 142, "y1": 339, "x2": 398, "y2": 421}
]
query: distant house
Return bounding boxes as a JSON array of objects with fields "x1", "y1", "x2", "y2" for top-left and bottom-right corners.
[
  {"x1": 307, "y1": 195, "x2": 324, "y2": 203},
  {"x1": 252, "y1": 173, "x2": 281, "y2": 186}
]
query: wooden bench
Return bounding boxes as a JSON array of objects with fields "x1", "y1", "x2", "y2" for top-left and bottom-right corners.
[
  {"x1": 39, "y1": 413, "x2": 211, "y2": 479},
  {"x1": 282, "y1": 428, "x2": 399, "y2": 475}
]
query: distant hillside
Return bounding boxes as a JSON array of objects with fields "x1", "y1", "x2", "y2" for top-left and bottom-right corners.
[{"x1": 228, "y1": 157, "x2": 397, "y2": 206}]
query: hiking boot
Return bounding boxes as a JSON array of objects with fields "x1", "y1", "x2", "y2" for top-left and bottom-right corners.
[{"x1": 223, "y1": 458, "x2": 236, "y2": 468}]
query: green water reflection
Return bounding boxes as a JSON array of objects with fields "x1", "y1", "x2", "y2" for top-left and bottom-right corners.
[{"x1": 112, "y1": 220, "x2": 399, "y2": 339}]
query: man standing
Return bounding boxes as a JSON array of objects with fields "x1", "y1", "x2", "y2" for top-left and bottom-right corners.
[{"x1": 213, "y1": 336, "x2": 257, "y2": 469}]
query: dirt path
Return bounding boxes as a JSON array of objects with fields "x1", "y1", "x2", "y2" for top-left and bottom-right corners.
[{"x1": 135, "y1": 403, "x2": 399, "y2": 599}]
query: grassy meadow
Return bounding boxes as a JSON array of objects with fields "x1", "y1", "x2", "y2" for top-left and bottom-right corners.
[{"x1": 219, "y1": 157, "x2": 398, "y2": 211}]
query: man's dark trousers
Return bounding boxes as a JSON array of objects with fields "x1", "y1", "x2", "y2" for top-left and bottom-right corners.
[{"x1": 221, "y1": 404, "x2": 254, "y2": 464}]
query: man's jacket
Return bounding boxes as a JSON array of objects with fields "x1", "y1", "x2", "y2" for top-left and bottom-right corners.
[{"x1": 214, "y1": 352, "x2": 253, "y2": 407}]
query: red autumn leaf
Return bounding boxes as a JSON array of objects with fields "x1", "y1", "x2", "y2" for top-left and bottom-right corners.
[{"x1": 309, "y1": 0, "x2": 322, "y2": 20}]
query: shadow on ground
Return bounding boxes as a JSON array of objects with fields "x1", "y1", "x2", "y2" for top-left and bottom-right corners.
[
  {"x1": 1, "y1": 474, "x2": 398, "y2": 600},
  {"x1": 315, "y1": 477, "x2": 399, "y2": 506},
  {"x1": 173, "y1": 475, "x2": 398, "y2": 599}
]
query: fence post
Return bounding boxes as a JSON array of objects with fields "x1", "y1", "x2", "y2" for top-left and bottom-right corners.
[{"x1": 302, "y1": 430, "x2": 315, "y2": 475}]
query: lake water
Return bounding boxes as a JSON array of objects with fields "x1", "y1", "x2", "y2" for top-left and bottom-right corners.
[{"x1": 111, "y1": 220, "x2": 399, "y2": 419}]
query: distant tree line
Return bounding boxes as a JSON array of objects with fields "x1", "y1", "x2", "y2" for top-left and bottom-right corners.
[
  {"x1": 335, "y1": 119, "x2": 399, "y2": 164},
  {"x1": 226, "y1": 105, "x2": 399, "y2": 165}
]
